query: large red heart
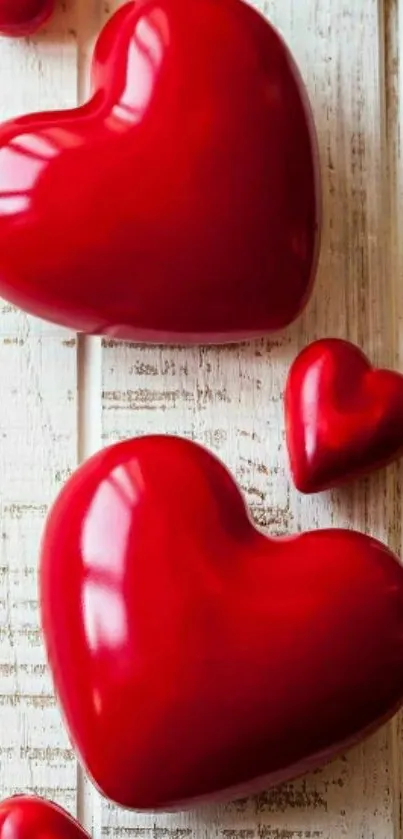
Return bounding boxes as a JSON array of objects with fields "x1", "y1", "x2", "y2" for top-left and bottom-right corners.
[
  {"x1": 0, "y1": 0, "x2": 52, "y2": 35},
  {"x1": 0, "y1": 0, "x2": 320, "y2": 342},
  {"x1": 0, "y1": 797, "x2": 89, "y2": 839},
  {"x1": 285, "y1": 338, "x2": 403, "y2": 493},
  {"x1": 40, "y1": 435, "x2": 403, "y2": 810}
]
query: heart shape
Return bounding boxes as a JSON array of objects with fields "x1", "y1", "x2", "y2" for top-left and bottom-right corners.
[
  {"x1": 0, "y1": 0, "x2": 320, "y2": 342},
  {"x1": 0, "y1": 0, "x2": 52, "y2": 35},
  {"x1": 0, "y1": 797, "x2": 89, "y2": 839},
  {"x1": 285, "y1": 338, "x2": 403, "y2": 493},
  {"x1": 41, "y1": 434, "x2": 403, "y2": 810}
]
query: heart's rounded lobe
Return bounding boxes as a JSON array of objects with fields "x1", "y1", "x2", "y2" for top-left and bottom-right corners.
[
  {"x1": 0, "y1": 0, "x2": 52, "y2": 35},
  {"x1": 0, "y1": 0, "x2": 320, "y2": 342},
  {"x1": 0, "y1": 797, "x2": 89, "y2": 839},
  {"x1": 40, "y1": 435, "x2": 403, "y2": 810}
]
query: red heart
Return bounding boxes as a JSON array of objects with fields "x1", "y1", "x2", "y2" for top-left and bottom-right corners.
[
  {"x1": 285, "y1": 338, "x2": 403, "y2": 493},
  {"x1": 40, "y1": 435, "x2": 403, "y2": 810},
  {"x1": 0, "y1": 0, "x2": 52, "y2": 35},
  {"x1": 0, "y1": 0, "x2": 319, "y2": 342},
  {"x1": 0, "y1": 797, "x2": 88, "y2": 839}
]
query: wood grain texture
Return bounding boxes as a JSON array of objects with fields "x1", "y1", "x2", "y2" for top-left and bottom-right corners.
[
  {"x1": 1, "y1": 0, "x2": 403, "y2": 838},
  {"x1": 0, "y1": 2, "x2": 79, "y2": 814},
  {"x1": 98, "y1": 0, "x2": 403, "y2": 837}
]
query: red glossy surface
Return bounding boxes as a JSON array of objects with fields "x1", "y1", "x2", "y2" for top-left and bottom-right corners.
[
  {"x1": 0, "y1": 0, "x2": 320, "y2": 343},
  {"x1": 0, "y1": 797, "x2": 89, "y2": 839},
  {"x1": 0, "y1": 0, "x2": 52, "y2": 35},
  {"x1": 41, "y1": 434, "x2": 403, "y2": 811},
  {"x1": 286, "y1": 338, "x2": 403, "y2": 493}
]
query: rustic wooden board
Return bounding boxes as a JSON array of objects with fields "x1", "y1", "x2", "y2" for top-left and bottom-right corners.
[
  {"x1": 1, "y1": 0, "x2": 403, "y2": 838},
  {"x1": 0, "y1": 0, "x2": 79, "y2": 812}
]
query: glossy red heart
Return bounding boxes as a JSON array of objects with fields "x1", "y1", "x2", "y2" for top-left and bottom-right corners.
[
  {"x1": 285, "y1": 338, "x2": 403, "y2": 493},
  {"x1": 0, "y1": 797, "x2": 89, "y2": 839},
  {"x1": 0, "y1": 0, "x2": 320, "y2": 342},
  {"x1": 40, "y1": 434, "x2": 403, "y2": 810},
  {"x1": 0, "y1": 0, "x2": 52, "y2": 35}
]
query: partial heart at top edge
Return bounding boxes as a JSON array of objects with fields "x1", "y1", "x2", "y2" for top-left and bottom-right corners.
[{"x1": 0, "y1": 0, "x2": 53, "y2": 36}]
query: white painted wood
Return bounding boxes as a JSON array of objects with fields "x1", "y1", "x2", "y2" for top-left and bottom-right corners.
[
  {"x1": 0, "y1": 0, "x2": 77, "y2": 812},
  {"x1": 0, "y1": 0, "x2": 79, "y2": 816},
  {"x1": 1, "y1": 0, "x2": 403, "y2": 838}
]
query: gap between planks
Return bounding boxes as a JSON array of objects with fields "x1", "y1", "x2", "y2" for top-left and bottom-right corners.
[
  {"x1": 382, "y1": 0, "x2": 403, "y2": 837},
  {"x1": 75, "y1": 0, "x2": 104, "y2": 834},
  {"x1": 76, "y1": 333, "x2": 103, "y2": 837}
]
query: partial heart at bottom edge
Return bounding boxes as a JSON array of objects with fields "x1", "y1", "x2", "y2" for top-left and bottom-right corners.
[{"x1": 0, "y1": 797, "x2": 89, "y2": 839}]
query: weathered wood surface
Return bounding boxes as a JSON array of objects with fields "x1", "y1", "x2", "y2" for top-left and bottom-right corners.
[
  {"x1": 0, "y1": 1, "x2": 402, "y2": 838},
  {"x1": 0, "y1": 0, "x2": 78, "y2": 813}
]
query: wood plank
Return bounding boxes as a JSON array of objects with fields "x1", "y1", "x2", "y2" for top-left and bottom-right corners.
[
  {"x1": 384, "y1": 0, "x2": 403, "y2": 836},
  {"x1": 0, "y1": 3, "x2": 79, "y2": 815}
]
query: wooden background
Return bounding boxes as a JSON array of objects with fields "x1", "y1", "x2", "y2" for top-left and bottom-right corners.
[{"x1": 0, "y1": 0, "x2": 402, "y2": 837}]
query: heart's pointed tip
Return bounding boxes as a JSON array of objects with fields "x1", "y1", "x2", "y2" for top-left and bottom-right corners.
[{"x1": 292, "y1": 470, "x2": 330, "y2": 494}]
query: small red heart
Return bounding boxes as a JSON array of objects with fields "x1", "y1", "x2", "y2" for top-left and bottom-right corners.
[
  {"x1": 0, "y1": 0, "x2": 319, "y2": 342},
  {"x1": 40, "y1": 435, "x2": 403, "y2": 810},
  {"x1": 285, "y1": 338, "x2": 403, "y2": 493},
  {"x1": 0, "y1": 0, "x2": 52, "y2": 35},
  {"x1": 0, "y1": 797, "x2": 89, "y2": 839}
]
